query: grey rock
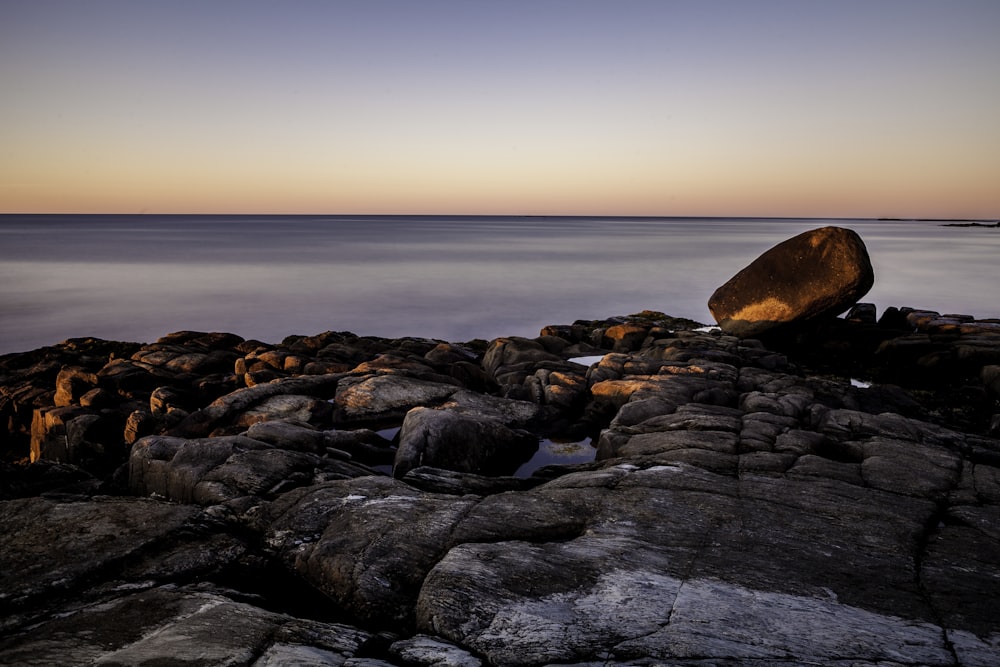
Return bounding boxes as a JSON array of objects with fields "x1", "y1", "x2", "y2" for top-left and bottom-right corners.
[
  {"x1": 444, "y1": 389, "x2": 542, "y2": 428},
  {"x1": 245, "y1": 419, "x2": 333, "y2": 453},
  {"x1": 787, "y1": 453, "x2": 864, "y2": 485},
  {"x1": 96, "y1": 357, "x2": 176, "y2": 396},
  {"x1": 235, "y1": 393, "x2": 332, "y2": 428},
  {"x1": 265, "y1": 476, "x2": 479, "y2": 628},
  {"x1": 149, "y1": 386, "x2": 190, "y2": 415},
  {"x1": 0, "y1": 586, "x2": 371, "y2": 667},
  {"x1": 334, "y1": 374, "x2": 459, "y2": 422},
  {"x1": 772, "y1": 428, "x2": 828, "y2": 456},
  {"x1": 171, "y1": 373, "x2": 344, "y2": 437},
  {"x1": 129, "y1": 433, "x2": 367, "y2": 504},
  {"x1": 482, "y1": 337, "x2": 564, "y2": 382},
  {"x1": 611, "y1": 577, "x2": 953, "y2": 664},
  {"x1": 393, "y1": 406, "x2": 537, "y2": 479},
  {"x1": 390, "y1": 634, "x2": 482, "y2": 667},
  {"x1": 5, "y1": 315, "x2": 1000, "y2": 666},
  {"x1": 615, "y1": 430, "x2": 739, "y2": 457},
  {"x1": 415, "y1": 463, "x2": 960, "y2": 665},
  {"x1": 417, "y1": 537, "x2": 681, "y2": 665},
  {"x1": 860, "y1": 436, "x2": 961, "y2": 499},
  {"x1": 0, "y1": 496, "x2": 231, "y2": 613},
  {"x1": 401, "y1": 466, "x2": 540, "y2": 495}
]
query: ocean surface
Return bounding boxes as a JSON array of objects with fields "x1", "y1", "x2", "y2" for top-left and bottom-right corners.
[{"x1": 1, "y1": 215, "x2": 998, "y2": 355}]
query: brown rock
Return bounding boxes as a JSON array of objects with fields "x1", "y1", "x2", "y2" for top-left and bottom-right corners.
[
  {"x1": 601, "y1": 323, "x2": 650, "y2": 352},
  {"x1": 53, "y1": 367, "x2": 98, "y2": 407},
  {"x1": 30, "y1": 406, "x2": 91, "y2": 462},
  {"x1": 708, "y1": 226, "x2": 874, "y2": 338}
]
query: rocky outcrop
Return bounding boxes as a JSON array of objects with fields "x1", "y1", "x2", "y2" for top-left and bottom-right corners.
[
  {"x1": 2, "y1": 308, "x2": 1000, "y2": 666},
  {"x1": 709, "y1": 226, "x2": 875, "y2": 337}
]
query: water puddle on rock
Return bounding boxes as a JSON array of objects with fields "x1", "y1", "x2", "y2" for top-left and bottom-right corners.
[
  {"x1": 364, "y1": 425, "x2": 400, "y2": 476},
  {"x1": 514, "y1": 437, "x2": 598, "y2": 478},
  {"x1": 568, "y1": 355, "x2": 606, "y2": 366},
  {"x1": 376, "y1": 426, "x2": 401, "y2": 441}
]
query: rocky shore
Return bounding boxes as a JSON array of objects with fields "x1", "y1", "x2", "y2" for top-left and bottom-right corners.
[
  {"x1": 1, "y1": 301, "x2": 999, "y2": 666},
  {"x1": 0, "y1": 225, "x2": 996, "y2": 666}
]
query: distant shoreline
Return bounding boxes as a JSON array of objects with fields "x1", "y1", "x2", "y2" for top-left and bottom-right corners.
[
  {"x1": 872, "y1": 216, "x2": 1000, "y2": 228},
  {"x1": 2, "y1": 213, "x2": 999, "y2": 224},
  {"x1": 937, "y1": 220, "x2": 1000, "y2": 228}
]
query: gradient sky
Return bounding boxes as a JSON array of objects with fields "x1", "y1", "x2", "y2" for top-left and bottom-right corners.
[{"x1": 2, "y1": 0, "x2": 999, "y2": 218}]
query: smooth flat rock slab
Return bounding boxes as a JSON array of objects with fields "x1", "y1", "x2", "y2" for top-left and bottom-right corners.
[{"x1": 0, "y1": 585, "x2": 372, "y2": 667}]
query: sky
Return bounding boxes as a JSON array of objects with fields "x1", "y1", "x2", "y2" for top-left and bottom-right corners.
[{"x1": 1, "y1": 0, "x2": 999, "y2": 218}]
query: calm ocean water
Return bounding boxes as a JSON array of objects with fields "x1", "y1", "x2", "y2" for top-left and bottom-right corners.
[{"x1": 1, "y1": 215, "x2": 997, "y2": 355}]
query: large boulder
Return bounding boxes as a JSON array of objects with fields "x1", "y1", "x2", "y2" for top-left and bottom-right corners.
[{"x1": 708, "y1": 226, "x2": 874, "y2": 338}]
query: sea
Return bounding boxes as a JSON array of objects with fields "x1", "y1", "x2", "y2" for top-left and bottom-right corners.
[{"x1": 1, "y1": 215, "x2": 998, "y2": 356}]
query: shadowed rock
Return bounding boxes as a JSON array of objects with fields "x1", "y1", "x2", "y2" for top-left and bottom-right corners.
[
  {"x1": 393, "y1": 406, "x2": 538, "y2": 479},
  {"x1": 709, "y1": 226, "x2": 874, "y2": 338}
]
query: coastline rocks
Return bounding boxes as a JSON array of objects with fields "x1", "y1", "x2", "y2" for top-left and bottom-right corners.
[
  {"x1": 3, "y1": 312, "x2": 1000, "y2": 665},
  {"x1": 709, "y1": 226, "x2": 875, "y2": 337},
  {"x1": 410, "y1": 330, "x2": 1000, "y2": 665}
]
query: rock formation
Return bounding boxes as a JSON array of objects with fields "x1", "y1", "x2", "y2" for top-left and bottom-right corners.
[
  {"x1": 709, "y1": 226, "x2": 875, "y2": 337},
  {"x1": 2, "y1": 308, "x2": 1000, "y2": 665}
]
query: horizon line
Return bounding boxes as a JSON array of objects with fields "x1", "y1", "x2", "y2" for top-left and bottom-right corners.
[{"x1": 2, "y1": 212, "x2": 998, "y2": 222}]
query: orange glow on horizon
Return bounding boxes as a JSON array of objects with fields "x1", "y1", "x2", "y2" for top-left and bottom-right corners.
[{"x1": 2, "y1": 3, "x2": 999, "y2": 220}]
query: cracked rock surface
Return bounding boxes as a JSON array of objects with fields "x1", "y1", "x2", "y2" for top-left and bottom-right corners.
[{"x1": 2, "y1": 310, "x2": 999, "y2": 666}]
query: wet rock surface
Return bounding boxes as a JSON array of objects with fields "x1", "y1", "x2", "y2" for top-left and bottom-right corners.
[{"x1": 2, "y1": 307, "x2": 1000, "y2": 666}]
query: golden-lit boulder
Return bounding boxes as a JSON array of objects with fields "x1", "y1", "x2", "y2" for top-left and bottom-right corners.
[{"x1": 708, "y1": 226, "x2": 874, "y2": 338}]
